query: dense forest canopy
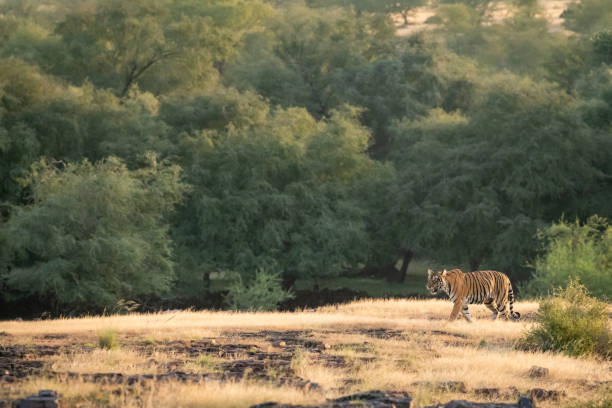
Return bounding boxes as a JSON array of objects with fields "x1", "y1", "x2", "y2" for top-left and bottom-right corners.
[{"x1": 0, "y1": 0, "x2": 611, "y2": 314}]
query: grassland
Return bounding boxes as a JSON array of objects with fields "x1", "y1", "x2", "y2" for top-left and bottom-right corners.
[{"x1": 1, "y1": 298, "x2": 610, "y2": 407}]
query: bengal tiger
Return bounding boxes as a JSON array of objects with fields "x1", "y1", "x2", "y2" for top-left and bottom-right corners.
[{"x1": 426, "y1": 268, "x2": 520, "y2": 322}]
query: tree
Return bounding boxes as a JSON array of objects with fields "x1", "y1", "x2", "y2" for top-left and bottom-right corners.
[
  {"x1": 54, "y1": 0, "x2": 269, "y2": 96},
  {"x1": 172, "y1": 106, "x2": 387, "y2": 296},
  {"x1": 386, "y1": 0, "x2": 427, "y2": 25},
  {"x1": 389, "y1": 75, "x2": 612, "y2": 279},
  {"x1": 224, "y1": 3, "x2": 395, "y2": 118},
  {"x1": 0, "y1": 156, "x2": 187, "y2": 312},
  {"x1": 562, "y1": 0, "x2": 612, "y2": 35}
]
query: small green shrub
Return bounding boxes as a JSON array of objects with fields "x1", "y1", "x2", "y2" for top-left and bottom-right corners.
[
  {"x1": 524, "y1": 216, "x2": 612, "y2": 299},
  {"x1": 224, "y1": 268, "x2": 293, "y2": 311},
  {"x1": 98, "y1": 329, "x2": 119, "y2": 350},
  {"x1": 196, "y1": 354, "x2": 219, "y2": 370},
  {"x1": 520, "y1": 281, "x2": 611, "y2": 358}
]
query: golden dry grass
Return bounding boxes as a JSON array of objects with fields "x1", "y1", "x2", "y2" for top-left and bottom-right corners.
[{"x1": 1, "y1": 298, "x2": 610, "y2": 408}]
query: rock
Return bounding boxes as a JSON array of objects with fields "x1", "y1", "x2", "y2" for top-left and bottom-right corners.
[
  {"x1": 528, "y1": 366, "x2": 549, "y2": 378},
  {"x1": 412, "y1": 381, "x2": 469, "y2": 393},
  {"x1": 425, "y1": 400, "x2": 524, "y2": 408},
  {"x1": 17, "y1": 390, "x2": 59, "y2": 408},
  {"x1": 331, "y1": 390, "x2": 412, "y2": 406},
  {"x1": 517, "y1": 397, "x2": 534, "y2": 408},
  {"x1": 278, "y1": 341, "x2": 287, "y2": 347},
  {"x1": 15, "y1": 318, "x2": 23, "y2": 322},
  {"x1": 474, "y1": 388, "x2": 500, "y2": 398},
  {"x1": 250, "y1": 390, "x2": 412, "y2": 407},
  {"x1": 528, "y1": 388, "x2": 565, "y2": 402}
]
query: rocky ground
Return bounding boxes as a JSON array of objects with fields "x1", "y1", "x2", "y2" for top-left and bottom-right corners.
[{"x1": 0, "y1": 300, "x2": 609, "y2": 407}]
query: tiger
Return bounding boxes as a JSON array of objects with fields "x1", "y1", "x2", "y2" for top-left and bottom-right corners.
[{"x1": 426, "y1": 268, "x2": 520, "y2": 322}]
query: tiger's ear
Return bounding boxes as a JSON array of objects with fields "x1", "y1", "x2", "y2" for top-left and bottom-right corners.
[
  {"x1": 427, "y1": 269, "x2": 433, "y2": 278},
  {"x1": 442, "y1": 269, "x2": 448, "y2": 276}
]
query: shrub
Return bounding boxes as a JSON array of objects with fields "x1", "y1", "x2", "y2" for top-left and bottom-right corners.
[
  {"x1": 520, "y1": 281, "x2": 611, "y2": 358},
  {"x1": 98, "y1": 329, "x2": 119, "y2": 350},
  {"x1": 224, "y1": 269, "x2": 293, "y2": 311},
  {"x1": 524, "y1": 216, "x2": 612, "y2": 299}
]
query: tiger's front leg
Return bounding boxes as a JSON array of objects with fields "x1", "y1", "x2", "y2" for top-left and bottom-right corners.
[
  {"x1": 461, "y1": 304, "x2": 473, "y2": 322},
  {"x1": 449, "y1": 300, "x2": 464, "y2": 321}
]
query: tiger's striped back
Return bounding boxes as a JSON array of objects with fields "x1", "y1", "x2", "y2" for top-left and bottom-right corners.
[{"x1": 427, "y1": 268, "x2": 520, "y2": 321}]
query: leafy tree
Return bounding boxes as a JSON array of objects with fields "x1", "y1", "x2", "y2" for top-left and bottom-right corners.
[
  {"x1": 224, "y1": 4, "x2": 395, "y2": 118},
  {"x1": 329, "y1": 45, "x2": 481, "y2": 154},
  {"x1": 172, "y1": 106, "x2": 386, "y2": 295},
  {"x1": 592, "y1": 30, "x2": 612, "y2": 65},
  {"x1": 53, "y1": 0, "x2": 269, "y2": 95},
  {"x1": 0, "y1": 57, "x2": 61, "y2": 202},
  {"x1": 389, "y1": 75, "x2": 612, "y2": 279},
  {"x1": 0, "y1": 156, "x2": 187, "y2": 312},
  {"x1": 337, "y1": 0, "x2": 426, "y2": 24},
  {"x1": 438, "y1": 0, "x2": 499, "y2": 17},
  {"x1": 388, "y1": 0, "x2": 428, "y2": 25},
  {"x1": 159, "y1": 86, "x2": 270, "y2": 136},
  {"x1": 562, "y1": 0, "x2": 612, "y2": 35}
]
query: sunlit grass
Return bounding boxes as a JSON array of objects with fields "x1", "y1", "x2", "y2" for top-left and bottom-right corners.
[{"x1": 1, "y1": 298, "x2": 610, "y2": 408}]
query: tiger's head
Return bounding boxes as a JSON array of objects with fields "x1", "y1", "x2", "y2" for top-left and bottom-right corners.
[{"x1": 426, "y1": 269, "x2": 449, "y2": 295}]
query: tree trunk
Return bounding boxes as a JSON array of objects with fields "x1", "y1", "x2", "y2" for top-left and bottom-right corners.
[
  {"x1": 401, "y1": 10, "x2": 409, "y2": 26},
  {"x1": 399, "y1": 248, "x2": 414, "y2": 281}
]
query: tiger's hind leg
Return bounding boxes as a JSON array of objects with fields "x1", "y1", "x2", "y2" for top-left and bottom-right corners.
[
  {"x1": 461, "y1": 304, "x2": 473, "y2": 323},
  {"x1": 484, "y1": 299, "x2": 498, "y2": 320},
  {"x1": 497, "y1": 303, "x2": 510, "y2": 320}
]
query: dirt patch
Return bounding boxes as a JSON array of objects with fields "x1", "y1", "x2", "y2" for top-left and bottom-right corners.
[
  {"x1": 1, "y1": 332, "x2": 340, "y2": 390},
  {"x1": 359, "y1": 328, "x2": 405, "y2": 340},
  {"x1": 0, "y1": 344, "x2": 64, "y2": 379}
]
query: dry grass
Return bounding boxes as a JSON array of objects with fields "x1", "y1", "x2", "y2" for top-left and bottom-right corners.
[
  {"x1": 1, "y1": 377, "x2": 317, "y2": 408},
  {"x1": 0, "y1": 299, "x2": 540, "y2": 339},
  {"x1": 1, "y1": 298, "x2": 610, "y2": 408}
]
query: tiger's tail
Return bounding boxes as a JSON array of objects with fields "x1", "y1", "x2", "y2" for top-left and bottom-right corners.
[{"x1": 508, "y1": 285, "x2": 520, "y2": 320}]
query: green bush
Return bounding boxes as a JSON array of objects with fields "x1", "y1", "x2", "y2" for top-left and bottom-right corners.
[
  {"x1": 98, "y1": 329, "x2": 119, "y2": 350},
  {"x1": 524, "y1": 216, "x2": 612, "y2": 299},
  {"x1": 224, "y1": 269, "x2": 293, "y2": 311},
  {"x1": 521, "y1": 281, "x2": 611, "y2": 358}
]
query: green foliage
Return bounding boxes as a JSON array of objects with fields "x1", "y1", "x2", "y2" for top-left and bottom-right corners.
[
  {"x1": 562, "y1": 0, "x2": 612, "y2": 35},
  {"x1": 0, "y1": 156, "x2": 187, "y2": 312},
  {"x1": 172, "y1": 106, "x2": 385, "y2": 295},
  {"x1": 224, "y1": 3, "x2": 395, "y2": 118},
  {"x1": 98, "y1": 329, "x2": 119, "y2": 350},
  {"x1": 592, "y1": 30, "x2": 612, "y2": 65},
  {"x1": 52, "y1": 0, "x2": 269, "y2": 95},
  {"x1": 224, "y1": 269, "x2": 293, "y2": 311},
  {"x1": 0, "y1": 0, "x2": 611, "y2": 314},
  {"x1": 388, "y1": 75, "x2": 612, "y2": 278},
  {"x1": 520, "y1": 281, "x2": 611, "y2": 358},
  {"x1": 524, "y1": 216, "x2": 612, "y2": 299}
]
